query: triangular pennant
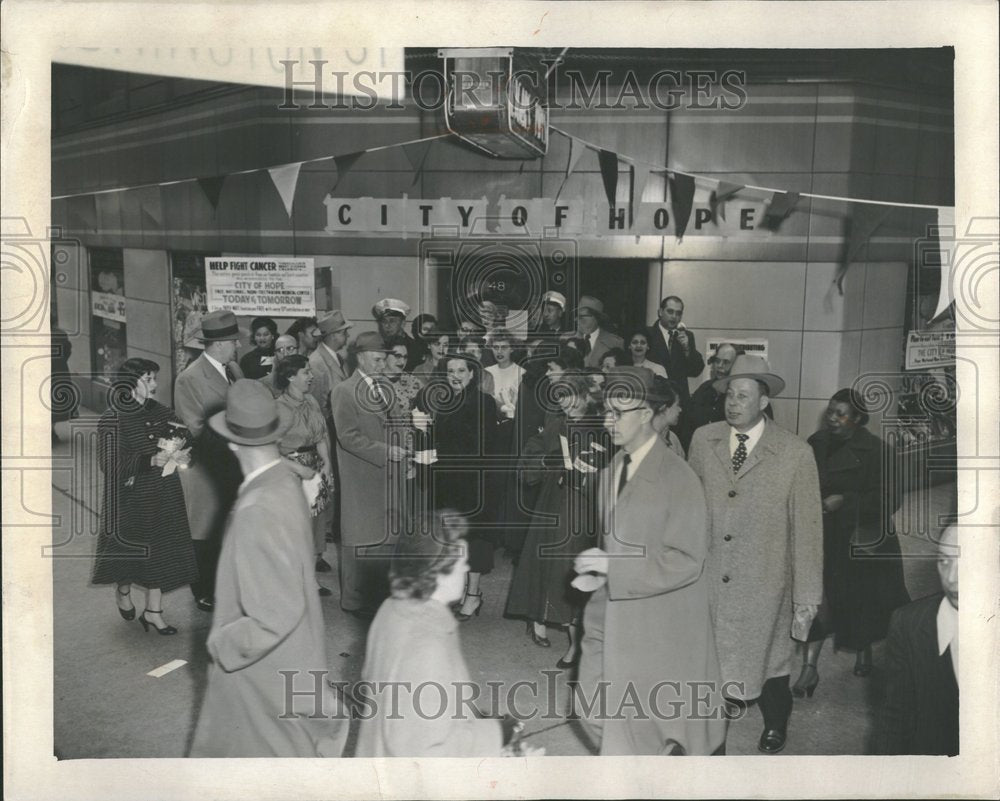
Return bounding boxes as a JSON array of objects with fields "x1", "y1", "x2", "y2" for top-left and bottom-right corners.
[
  {"x1": 597, "y1": 149, "x2": 620, "y2": 209},
  {"x1": 669, "y1": 173, "x2": 696, "y2": 241},
  {"x1": 267, "y1": 162, "x2": 303, "y2": 218},
  {"x1": 833, "y1": 206, "x2": 889, "y2": 294},
  {"x1": 332, "y1": 151, "x2": 365, "y2": 190},
  {"x1": 197, "y1": 176, "x2": 226, "y2": 211},
  {"x1": 931, "y1": 206, "x2": 955, "y2": 319},
  {"x1": 554, "y1": 136, "x2": 586, "y2": 202},
  {"x1": 760, "y1": 191, "x2": 800, "y2": 231},
  {"x1": 139, "y1": 187, "x2": 162, "y2": 230},
  {"x1": 629, "y1": 164, "x2": 653, "y2": 228},
  {"x1": 401, "y1": 140, "x2": 434, "y2": 187},
  {"x1": 709, "y1": 180, "x2": 743, "y2": 223}
]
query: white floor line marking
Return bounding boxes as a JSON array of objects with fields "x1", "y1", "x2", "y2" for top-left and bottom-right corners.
[{"x1": 147, "y1": 659, "x2": 188, "y2": 678}]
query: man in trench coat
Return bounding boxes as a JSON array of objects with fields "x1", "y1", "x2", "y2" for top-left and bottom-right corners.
[
  {"x1": 174, "y1": 309, "x2": 245, "y2": 612},
  {"x1": 687, "y1": 355, "x2": 823, "y2": 754},
  {"x1": 189, "y1": 380, "x2": 347, "y2": 758},
  {"x1": 574, "y1": 367, "x2": 727, "y2": 756},
  {"x1": 330, "y1": 332, "x2": 407, "y2": 617}
]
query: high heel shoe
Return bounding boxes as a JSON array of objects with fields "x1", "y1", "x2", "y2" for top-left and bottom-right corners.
[
  {"x1": 454, "y1": 592, "x2": 482, "y2": 622},
  {"x1": 853, "y1": 646, "x2": 872, "y2": 677},
  {"x1": 791, "y1": 663, "x2": 819, "y2": 698},
  {"x1": 526, "y1": 621, "x2": 551, "y2": 648},
  {"x1": 116, "y1": 587, "x2": 135, "y2": 621},
  {"x1": 138, "y1": 609, "x2": 178, "y2": 636}
]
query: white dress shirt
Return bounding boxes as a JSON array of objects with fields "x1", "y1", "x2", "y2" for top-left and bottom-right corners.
[
  {"x1": 587, "y1": 328, "x2": 600, "y2": 352},
  {"x1": 729, "y1": 416, "x2": 766, "y2": 457},
  {"x1": 321, "y1": 342, "x2": 342, "y2": 370},
  {"x1": 204, "y1": 351, "x2": 230, "y2": 383},
  {"x1": 937, "y1": 596, "x2": 959, "y2": 675},
  {"x1": 612, "y1": 432, "x2": 659, "y2": 496}
]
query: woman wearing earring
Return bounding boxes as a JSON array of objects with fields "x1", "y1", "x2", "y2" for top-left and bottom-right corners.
[
  {"x1": 792, "y1": 388, "x2": 909, "y2": 697},
  {"x1": 92, "y1": 358, "x2": 198, "y2": 634},
  {"x1": 273, "y1": 355, "x2": 335, "y2": 596}
]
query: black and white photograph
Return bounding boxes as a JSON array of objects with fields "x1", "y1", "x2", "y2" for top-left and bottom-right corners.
[{"x1": 2, "y1": 2, "x2": 997, "y2": 799}]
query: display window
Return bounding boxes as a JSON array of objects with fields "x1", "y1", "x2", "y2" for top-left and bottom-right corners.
[{"x1": 88, "y1": 248, "x2": 126, "y2": 384}]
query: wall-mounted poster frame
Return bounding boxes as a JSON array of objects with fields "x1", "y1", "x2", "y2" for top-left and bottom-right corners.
[{"x1": 169, "y1": 251, "x2": 219, "y2": 377}]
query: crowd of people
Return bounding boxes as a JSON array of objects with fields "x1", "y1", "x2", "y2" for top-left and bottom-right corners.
[{"x1": 88, "y1": 286, "x2": 958, "y2": 759}]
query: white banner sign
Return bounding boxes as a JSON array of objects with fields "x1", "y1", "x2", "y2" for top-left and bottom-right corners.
[
  {"x1": 206, "y1": 257, "x2": 316, "y2": 316},
  {"x1": 905, "y1": 330, "x2": 956, "y2": 370},
  {"x1": 91, "y1": 291, "x2": 127, "y2": 322},
  {"x1": 701, "y1": 338, "x2": 769, "y2": 381}
]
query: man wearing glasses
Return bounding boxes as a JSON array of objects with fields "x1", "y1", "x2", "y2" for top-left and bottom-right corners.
[
  {"x1": 573, "y1": 366, "x2": 726, "y2": 756},
  {"x1": 571, "y1": 295, "x2": 623, "y2": 370}
]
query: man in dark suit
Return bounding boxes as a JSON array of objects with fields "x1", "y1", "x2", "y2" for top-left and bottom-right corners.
[
  {"x1": 646, "y1": 295, "x2": 705, "y2": 407},
  {"x1": 174, "y1": 309, "x2": 246, "y2": 612},
  {"x1": 571, "y1": 295, "x2": 624, "y2": 369},
  {"x1": 877, "y1": 524, "x2": 959, "y2": 755}
]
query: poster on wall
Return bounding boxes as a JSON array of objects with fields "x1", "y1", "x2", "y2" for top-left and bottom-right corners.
[
  {"x1": 205, "y1": 257, "x2": 316, "y2": 316},
  {"x1": 702, "y1": 337, "x2": 769, "y2": 376},
  {"x1": 905, "y1": 329, "x2": 956, "y2": 370},
  {"x1": 90, "y1": 291, "x2": 127, "y2": 322}
]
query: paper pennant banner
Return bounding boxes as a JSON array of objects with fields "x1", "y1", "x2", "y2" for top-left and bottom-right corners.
[
  {"x1": 267, "y1": 162, "x2": 303, "y2": 218},
  {"x1": 597, "y1": 148, "x2": 620, "y2": 209},
  {"x1": 67, "y1": 194, "x2": 98, "y2": 231},
  {"x1": 761, "y1": 191, "x2": 800, "y2": 230},
  {"x1": 138, "y1": 186, "x2": 163, "y2": 230},
  {"x1": 932, "y1": 206, "x2": 955, "y2": 319},
  {"x1": 834, "y1": 206, "x2": 890, "y2": 293},
  {"x1": 669, "y1": 173, "x2": 696, "y2": 241},
  {"x1": 402, "y1": 140, "x2": 434, "y2": 187},
  {"x1": 332, "y1": 151, "x2": 365, "y2": 190},
  {"x1": 555, "y1": 135, "x2": 587, "y2": 201},
  {"x1": 197, "y1": 176, "x2": 226, "y2": 211},
  {"x1": 709, "y1": 181, "x2": 743, "y2": 223},
  {"x1": 629, "y1": 164, "x2": 654, "y2": 228}
]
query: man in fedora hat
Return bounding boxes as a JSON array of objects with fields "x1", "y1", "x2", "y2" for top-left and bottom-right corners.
[
  {"x1": 174, "y1": 309, "x2": 247, "y2": 612},
  {"x1": 308, "y1": 310, "x2": 352, "y2": 418},
  {"x1": 686, "y1": 343, "x2": 774, "y2": 444},
  {"x1": 307, "y1": 310, "x2": 352, "y2": 570},
  {"x1": 189, "y1": 380, "x2": 347, "y2": 758},
  {"x1": 687, "y1": 354, "x2": 823, "y2": 754},
  {"x1": 572, "y1": 366, "x2": 727, "y2": 756},
  {"x1": 372, "y1": 298, "x2": 419, "y2": 371},
  {"x1": 570, "y1": 295, "x2": 623, "y2": 370},
  {"x1": 331, "y1": 332, "x2": 408, "y2": 618}
]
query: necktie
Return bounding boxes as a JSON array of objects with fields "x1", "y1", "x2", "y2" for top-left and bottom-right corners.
[
  {"x1": 581, "y1": 336, "x2": 592, "y2": 356},
  {"x1": 732, "y1": 433, "x2": 749, "y2": 473},
  {"x1": 617, "y1": 453, "x2": 632, "y2": 496}
]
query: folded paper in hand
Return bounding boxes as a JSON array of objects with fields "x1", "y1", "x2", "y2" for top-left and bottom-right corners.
[{"x1": 301, "y1": 473, "x2": 323, "y2": 508}]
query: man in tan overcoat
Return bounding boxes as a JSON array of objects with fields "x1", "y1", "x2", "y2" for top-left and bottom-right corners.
[
  {"x1": 687, "y1": 355, "x2": 823, "y2": 754},
  {"x1": 189, "y1": 380, "x2": 347, "y2": 757},
  {"x1": 174, "y1": 309, "x2": 245, "y2": 612},
  {"x1": 330, "y1": 332, "x2": 408, "y2": 618},
  {"x1": 573, "y1": 367, "x2": 727, "y2": 756}
]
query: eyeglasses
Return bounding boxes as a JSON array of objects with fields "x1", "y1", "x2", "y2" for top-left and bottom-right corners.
[{"x1": 604, "y1": 406, "x2": 646, "y2": 421}]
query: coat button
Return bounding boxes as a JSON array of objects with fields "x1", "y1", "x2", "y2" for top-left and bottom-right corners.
[
  {"x1": 728, "y1": 489, "x2": 737, "y2": 498},
  {"x1": 722, "y1": 575, "x2": 731, "y2": 583},
  {"x1": 148, "y1": 434, "x2": 155, "y2": 439},
  {"x1": 724, "y1": 534, "x2": 732, "y2": 542}
]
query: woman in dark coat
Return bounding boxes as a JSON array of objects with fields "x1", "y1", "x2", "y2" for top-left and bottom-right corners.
[
  {"x1": 506, "y1": 372, "x2": 611, "y2": 667},
  {"x1": 92, "y1": 357, "x2": 198, "y2": 634},
  {"x1": 238, "y1": 316, "x2": 278, "y2": 379},
  {"x1": 415, "y1": 353, "x2": 500, "y2": 621},
  {"x1": 793, "y1": 388, "x2": 910, "y2": 696}
]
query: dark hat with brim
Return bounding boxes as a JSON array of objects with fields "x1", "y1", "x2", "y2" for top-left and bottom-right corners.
[
  {"x1": 603, "y1": 365, "x2": 657, "y2": 406},
  {"x1": 193, "y1": 309, "x2": 248, "y2": 342},
  {"x1": 713, "y1": 354, "x2": 785, "y2": 397},
  {"x1": 208, "y1": 379, "x2": 281, "y2": 445},
  {"x1": 351, "y1": 331, "x2": 390, "y2": 354}
]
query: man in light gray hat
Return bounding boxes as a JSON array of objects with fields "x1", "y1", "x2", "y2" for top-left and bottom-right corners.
[
  {"x1": 535, "y1": 290, "x2": 568, "y2": 335},
  {"x1": 189, "y1": 379, "x2": 347, "y2": 757},
  {"x1": 307, "y1": 310, "x2": 352, "y2": 569},
  {"x1": 308, "y1": 310, "x2": 352, "y2": 418},
  {"x1": 687, "y1": 354, "x2": 823, "y2": 754},
  {"x1": 174, "y1": 309, "x2": 247, "y2": 612},
  {"x1": 571, "y1": 295, "x2": 623, "y2": 369},
  {"x1": 330, "y1": 332, "x2": 408, "y2": 618}
]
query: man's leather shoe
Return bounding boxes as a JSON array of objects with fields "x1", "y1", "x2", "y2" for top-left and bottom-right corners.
[
  {"x1": 758, "y1": 728, "x2": 787, "y2": 754},
  {"x1": 195, "y1": 597, "x2": 214, "y2": 612},
  {"x1": 317, "y1": 586, "x2": 333, "y2": 597},
  {"x1": 315, "y1": 557, "x2": 332, "y2": 573}
]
